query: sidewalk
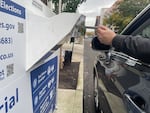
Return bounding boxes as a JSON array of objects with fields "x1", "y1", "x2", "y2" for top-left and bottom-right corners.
[{"x1": 55, "y1": 43, "x2": 83, "y2": 113}]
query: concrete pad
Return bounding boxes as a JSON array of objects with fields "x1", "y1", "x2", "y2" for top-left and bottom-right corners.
[
  {"x1": 77, "y1": 59, "x2": 83, "y2": 90},
  {"x1": 72, "y1": 106, "x2": 82, "y2": 113},
  {"x1": 55, "y1": 107, "x2": 73, "y2": 113},
  {"x1": 55, "y1": 89, "x2": 75, "y2": 113},
  {"x1": 55, "y1": 89, "x2": 83, "y2": 113},
  {"x1": 76, "y1": 78, "x2": 83, "y2": 90},
  {"x1": 72, "y1": 44, "x2": 83, "y2": 62},
  {"x1": 56, "y1": 89, "x2": 75, "y2": 107},
  {"x1": 55, "y1": 43, "x2": 83, "y2": 113},
  {"x1": 74, "y1": 90, "x2": 83, "y2": 107}
]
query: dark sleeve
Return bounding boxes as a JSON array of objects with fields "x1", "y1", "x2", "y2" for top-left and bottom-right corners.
[{"x1": 112, "y1": 35, "x2": 150, "y2": 63}]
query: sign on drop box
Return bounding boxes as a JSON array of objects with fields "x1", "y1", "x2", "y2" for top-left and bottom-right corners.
[{"x1": 0, "y1": 0, "x2": 59, "y2": 113}]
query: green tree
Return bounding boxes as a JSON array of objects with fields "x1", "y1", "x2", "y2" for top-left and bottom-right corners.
[
  {"x1": 118, "y1": 0, "x2": 150, "y2": 17},
  {"x1": 52, "y1": 0, "x2": 86, "y2": 14},
  {"x1": 63, "y1": 0, "x2": 80, "y2": 12},
  {"x1": 104, "y1": 0, "x2": 149, "y2": 33},
  {"x1": 52, "y1": 0, "x2": 59, "y2": 14}
]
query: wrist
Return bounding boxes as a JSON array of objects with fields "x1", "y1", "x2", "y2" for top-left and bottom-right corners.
[
  {"x1": 110, "y1": 34, "x2": 117, "y2": 45},
  {"x1": 112, "y1": 34, "x2": 125, "y2": 50}
]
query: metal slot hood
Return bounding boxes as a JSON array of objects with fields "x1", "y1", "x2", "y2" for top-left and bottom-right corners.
[{"x1": 26, "y1": 12, "x2": 85, "y2": 70}]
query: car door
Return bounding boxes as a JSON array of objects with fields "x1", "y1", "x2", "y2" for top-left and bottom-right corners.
[
  {"x1": 111, "y1": 5, "x2": 150, "y2": 113},
  {"x1": 92, "y1": 4, "x2": 150, "y2": 113}
]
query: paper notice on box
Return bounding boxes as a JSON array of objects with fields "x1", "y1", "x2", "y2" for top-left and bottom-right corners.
[{"x1": 0, "y1": 0, "x2": 26, "y2": 86}]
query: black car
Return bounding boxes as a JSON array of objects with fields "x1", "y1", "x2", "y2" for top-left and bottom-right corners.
[{"x1": 92, "y1": 4, "x2": 150, "y2": 113}]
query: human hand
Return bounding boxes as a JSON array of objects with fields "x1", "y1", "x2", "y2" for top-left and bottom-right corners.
[{"x1": 97, "y1": 25, "x2": 116, "y2": 45}]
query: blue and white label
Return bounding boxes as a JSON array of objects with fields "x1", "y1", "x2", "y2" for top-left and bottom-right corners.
[
  {"x1": 30, "y1": 56, "x2": 58, "y2": 113},
  {"x1": 0, "y1": 0, "x2": 25, "y2": 19},
  {"x1": 0, "y1": 0, "x2": 26, "y2": 83},
  {"x1": 0, "y1": 88, "x2": 19, "y2": 113}
]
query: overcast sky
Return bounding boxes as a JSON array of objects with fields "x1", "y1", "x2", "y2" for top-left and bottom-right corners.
[{"x1": 78, "y1": 0, "x2": 117, "y2": 26}]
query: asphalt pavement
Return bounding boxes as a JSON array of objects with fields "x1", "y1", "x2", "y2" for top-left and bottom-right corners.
[{"x1": 83, "y1": 38, "x2": 99, "y2": 113}]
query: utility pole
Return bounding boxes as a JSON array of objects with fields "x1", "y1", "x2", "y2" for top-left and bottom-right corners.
[
  {"x1": 59, "y1": 0, "x2": 62, "y2": 13},
  {"x1": 47, "y1": 0, "x2": 53, "y2": 10}
]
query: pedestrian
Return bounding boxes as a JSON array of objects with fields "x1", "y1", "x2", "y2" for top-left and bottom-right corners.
[{"x1": 96, "y1": 25, "x2": 150, "y2": 63}]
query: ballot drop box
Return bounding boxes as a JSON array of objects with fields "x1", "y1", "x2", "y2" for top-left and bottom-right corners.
[{"x1": 0, "y1": 0, "x2": 59, "y2": 113}]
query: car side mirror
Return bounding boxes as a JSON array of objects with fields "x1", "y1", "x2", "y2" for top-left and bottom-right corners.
[{"x1": 91, "y1": 37, "x2": 111, "y2": 50}]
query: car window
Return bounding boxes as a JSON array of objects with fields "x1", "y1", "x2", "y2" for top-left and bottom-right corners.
[{"x1": 132, "y1": 18, "x2": 150, "y2": 38}]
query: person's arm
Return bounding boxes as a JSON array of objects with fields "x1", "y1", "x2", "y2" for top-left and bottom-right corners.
[
  {"x1": 97, "y1": 25, "x2": 150, "y2": 63},
  {"x1": 112, "y1": 35, "x2": 150, "y2": 63}
]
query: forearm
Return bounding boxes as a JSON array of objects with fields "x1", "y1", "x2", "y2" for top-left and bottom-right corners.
[{"x1": 112, "y1": 35, "x2": 150, "y2": 63}]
